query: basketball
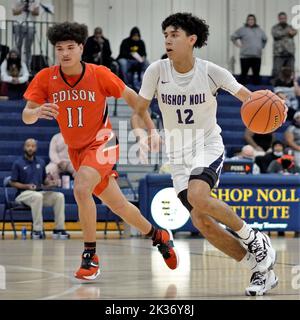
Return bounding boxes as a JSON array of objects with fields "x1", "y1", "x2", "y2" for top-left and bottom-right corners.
[{"x1": 240, "y1": 90, "x2": 286, "y2": 134}]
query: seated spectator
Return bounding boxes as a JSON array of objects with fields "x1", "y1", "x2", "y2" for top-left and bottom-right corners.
[
  {"x1": 273, "y1": 67, "x2": 299, "y2": 115},
  {"x1": 274, "y1": 66, "x2": 295, "y2": 87},
  {"x1": 0, "y1": 49, "x2": 29, "y2": 99},
  {"x1": 267, "y1": 152, "x2": 300, "y2": 174},
  {"x1": 9, "y1": 138, "x2": 70, "y2": 240},
  {"x1": 275, "y1": 91, "x2": 296, "y2": 121},
  {"x1": 244, "y1": 128, "x2": 274, "y2": 155},
  {"x1": 46, "y1": 132, "x2": 76, "y2": 182},
  {"x1": 117, "y1": 26, "x2": 149, "y2": 92},
  {"x1": 230, "y1": 144, "x2": 260, "y2": 174},
  {"x1": 82, "y1": 27, "x2": 113, "y2": 69},
  {"x1": 284, "y1": 111, "x2": 300, "y2": 167},
  {"x1": 255, "y1": 140, "x2": 284, "y2": 173}
]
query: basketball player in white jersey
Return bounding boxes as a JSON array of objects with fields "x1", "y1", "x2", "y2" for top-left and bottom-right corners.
[{"x1": 132, "y1": 13, "x2": 285, "y2": 296}]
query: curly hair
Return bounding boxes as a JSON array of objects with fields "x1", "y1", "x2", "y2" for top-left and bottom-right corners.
[
  {"x1": 47, "y1": 22, "x2": 88, "y2": 45},
  {"x1": 161, "y1": 13, "x2": 209, "y2": 48}
]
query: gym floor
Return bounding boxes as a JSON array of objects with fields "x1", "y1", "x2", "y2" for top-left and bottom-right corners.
[{"x1": 0, "y1": 235, "x2": 299, "y2": 300}]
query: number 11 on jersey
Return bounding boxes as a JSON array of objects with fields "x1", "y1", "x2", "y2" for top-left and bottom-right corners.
[{"x1": 67, "y1": 107, "x2": 84, "y2": 127}]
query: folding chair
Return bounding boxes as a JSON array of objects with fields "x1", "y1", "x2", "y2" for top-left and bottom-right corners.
[{"x1": 2, "y1": 176, "x2": 31, "y2": 239}]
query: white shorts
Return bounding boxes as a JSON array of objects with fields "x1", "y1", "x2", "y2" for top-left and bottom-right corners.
[{"x1": 169, "y1": 142, "x2": 225, "y2": 195}]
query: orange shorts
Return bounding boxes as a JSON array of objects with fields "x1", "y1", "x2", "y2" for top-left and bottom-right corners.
[{"x1": 68, "y1": 139, "x2": 119, "y2": 196}]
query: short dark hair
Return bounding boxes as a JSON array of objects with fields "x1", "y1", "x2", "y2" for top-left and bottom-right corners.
[
  {"x1": 272, "y1": 140, "x2": 284, "y2": 149},
  {"x1": 161, "y1": 13, "x2": 209, "y2": 48},
  {"x1": 278, "y1": 12, "x2": 287, "y2": 17},
  {"x1": 47, "y1": 22, "x2": 88, "y2": 46}
]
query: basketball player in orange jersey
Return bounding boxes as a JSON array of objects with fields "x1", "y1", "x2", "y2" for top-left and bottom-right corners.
[
  {"x1": 132, "y1": 13, "x2": 288, "y2": 295},
  {"x1": 22, "y1": 22, "x2": 179, "y2": 282}
]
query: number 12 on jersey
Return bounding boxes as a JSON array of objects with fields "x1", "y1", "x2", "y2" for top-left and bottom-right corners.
[
  {"x1": 67, "y1": 107, "x2": 84, "y2": 128},
  {"x1": 176, "y1": 109, "x2": 194, "y2": 124}
]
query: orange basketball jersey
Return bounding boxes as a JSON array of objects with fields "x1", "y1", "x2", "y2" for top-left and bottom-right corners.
[{"x1": 24, "y1": 62, "x2": 125, "y2": 149}]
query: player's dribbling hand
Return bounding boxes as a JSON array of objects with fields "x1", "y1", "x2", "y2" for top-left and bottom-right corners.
[{"x1": 36, "y1": 103, "x2": 59, "y2": 120}]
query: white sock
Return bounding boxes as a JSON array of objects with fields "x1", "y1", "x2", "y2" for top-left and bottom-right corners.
[
  {"x1": 240, "y1": 251, "x2": 257, "y2": 271},
  {"x1": 235, "y1": 222, "x2": 255, "y2": 244}
]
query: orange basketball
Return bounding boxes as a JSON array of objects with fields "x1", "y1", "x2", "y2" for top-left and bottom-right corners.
[{"x1": 240, "y1": 90, "x2": 286, "y2": 134}]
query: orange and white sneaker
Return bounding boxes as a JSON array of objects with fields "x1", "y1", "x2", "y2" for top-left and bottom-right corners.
[
  {"x1": 74, "y1": 252, "x2": 101, "y2": 282},
  {"x1": 152, "y1": 229, "x2": 179, "y2": 270}
]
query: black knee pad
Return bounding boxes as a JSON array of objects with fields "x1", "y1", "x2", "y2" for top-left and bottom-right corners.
[{"x1": 177, "y1": 189, "x2": 193, "y2": 212}]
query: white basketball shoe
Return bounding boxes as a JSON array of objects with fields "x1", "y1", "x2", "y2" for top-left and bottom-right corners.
[
  {"x1": 243, "y1": 230, "x2": 276, "y2": 273},
  {"x1": 245, "y1": 270, "x2": 278, "y2": 296}
]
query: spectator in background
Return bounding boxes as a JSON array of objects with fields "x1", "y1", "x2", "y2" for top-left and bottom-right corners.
[
  {"x1": 273, "y1": 67, "x2": 299, "y2": 119},
  {"x1": 117, "y1": 26, "x2": 149, "y2": 91},
  {"x1": 82, "y1": 27, "x2": 113, "y2": 69},
  {"x1": 12, "y1": 0, "x2": 40, "y2": 70},
  {"x1": 46, "y1": 132, "x2": 76, "y2": 183},
  {"x1": 267, "y1": 152, "x2": 300, "y2": 174},
  {"x1": 0, "y1": 45, "x2": 9, "y2": 65},
  {"x1": 231, "y1": 14, "x2": 267, "y2": 85},
  {"x1": 230, "y1": 144, "x2": 260, "y2": 174},
  {"x1": 275, "y1": 91, "x2": 298, "y2": 121},
  {"x1": 255, "y1": 140, "x2": 284, "y2": 173},
  {"x1": 9, "y1": 138, "x2": 70, "y2": 240},
  {"x1": 0, "y1": 49, "x2": 29, "y2": 99},
  {"x1": 244, "y1": 128, "x2": 274, "y2": 156},
  {"x1": 271, "y1": 12, "x2": 297, "y2": 80},
  {"x1": 284, "y1": 111, "x2": 300, "y2": 167}
]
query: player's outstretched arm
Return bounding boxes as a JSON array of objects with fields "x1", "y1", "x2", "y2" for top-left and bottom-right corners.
[
  {"x1": 131, "y1": 94, "x2": 156, "y2": 133},
  {"x1": 234, "y1": 86, "x2": 252, "y2": 102},
  {"x1": 121, "y1": 86, "x2": 139, "y2": 110},
  {"x1": 22, "y1": 101, "x2": 59, "y2": 124}
]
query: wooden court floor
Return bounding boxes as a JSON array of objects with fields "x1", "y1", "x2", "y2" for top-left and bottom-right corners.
[{"x1": 0, "y1": 234, "x2": 299, "y2": 300}]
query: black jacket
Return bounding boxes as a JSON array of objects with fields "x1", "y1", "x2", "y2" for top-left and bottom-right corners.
[
  {"x1": 82, "y1": 36, "x2": 112, "y2": 68},
  {"x1": 255, "y1": 152, "x2": 280, "y2": 173},
  {"x1": 117, "y1": 27, "x2": 147, "y2": 60}
]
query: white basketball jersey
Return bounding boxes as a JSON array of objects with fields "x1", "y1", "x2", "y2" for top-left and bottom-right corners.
[{"x1": 156, "y1": 58, "x2": 223, "y2": 156}]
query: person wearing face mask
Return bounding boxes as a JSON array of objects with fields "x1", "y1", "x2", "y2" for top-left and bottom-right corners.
[
  {"x1": 267, "y1": 152, "x2": 300, "y2": 174},
  {"x1": 284, "y1": 111, "x2": 300, "y2": 167},
  {"x1": 271, "y1": 12, "x2": 297, "y2": 81},
  {"x1": 0, "y1": 49, "x2": 29, "y2": 99},
  {"x1": 255, "y1": 140, "x2": 285, "y2": 173},
  {"x1": 231, "y1": 14, "x2": 267, "y2": 85}
]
